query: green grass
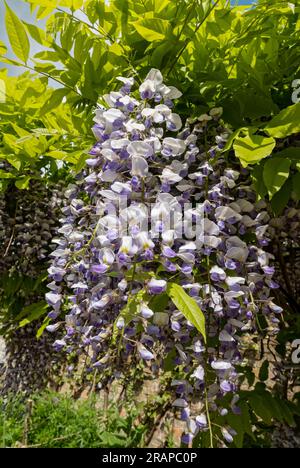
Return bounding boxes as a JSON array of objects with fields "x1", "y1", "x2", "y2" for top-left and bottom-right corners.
[{"x1": 0, "y1": 392, "x2": 147, "y2": 448}]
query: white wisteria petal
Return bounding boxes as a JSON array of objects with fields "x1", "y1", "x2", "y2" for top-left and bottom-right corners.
[
  {"x1": 163, "y1": 137, "x2": 186, "y2": 156},
  {"x1": 236, "y1": 199, "x2": 254, "y2": 212},
  {"x1": 119, "y1": 236, "x2": 137, "y2": 256},
  {"x1": 176, "y1": 181, "x2": 194, "y2": 192},
  {"x1": 127, "y1": 141, "x2": 153, "y2": 158},
  {"x1": 226, "y1": 247, "x2": 249, "y2": 263},
  {"x1": 164, "y1": 86, "x2": 183, "y2": 99},
  {"x1": 131, "y1": 156, "x2": 149, "y2": 177},
  {"x1": 242, "y1": 215, "x2": 257, "y2": 227},
  {"x1": 145, "y1": 68, "x2": 163, "y2": 85},
  {"x1": 178, "y1": 252, "x2": 195, "y2": 263},
  {"x1": 111, "y1": 181, "x2": 132, "y2": 194},
  {"x1": 103, "y1": 108, "x2": 125, "y2": 125},
  {"x1": 172, "y1": 399, "x2": 188, "y2": 408},
  {"x1": 110, "y1": 138, "x2": 130, "y2": 150},
  {"x1": 210, "y1": 266, "x2": 226, "y2": 280},
  {"x1": 226, "y1": 277, "x2": 246, "y2": 287},
  {"x1": 136, "y1": 231, "x2": 155, "y2": 250},
  {"x1": 100, "y1": 170, "x2": 118, "y2": 182},
  {"x1": 155, "y1": 104, "x2": 172, "y2": 114},
  {"x1": 139, "y1": 79, "x2": 156, "y2": 97},
  {"x1": 101, "y1": 149, "x2": 119, "y2": 161},
  {"x1": 211, "y1": 361, "x2": 233, "y2": 371},
  {"x1": 99, "y1": 190, "x2": 120, "y2": 201},
  {"x1": 219, "y1": 330, "x2": 235, "y2": 342},
  {"x1": 179, "y1": 242, "x2": 197, "y2": 251},
  {"x1": 124, "y1": 119, "x2": 146, "y2": 132},
  {"x1": 224, "y1": 291, "x2": 244, "y2": 302},
  {"x1": 116, "y1": 76, "x2": 135, "y2": 86},
  {"x1": 161, "y1": 167, "x2": 183, "y2": 183},
  {"x1": 204, "y1": 236, "x2": 222, "y2": 249},
  {"x1": 203, "y1": 219, "x2": 220, "y2": 236},
  {"x1": 167, "y1": 113, "x2": 182, "y2": 131},
  {"x1": 215, "y1": 206, "x2": 242, "y2": 223},
  {"x1": 145, "y1": 136, "x2": 162, "y2": 152},
  {"x1": 162, "y1": 229, "x2": 175, "y2": 245},
  {"x1": 191, "y1": 365, "x2": 205, "y2": 381}
]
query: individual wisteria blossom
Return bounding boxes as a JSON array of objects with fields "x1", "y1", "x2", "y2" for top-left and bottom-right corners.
[{"x1": 47, "y1": 69, "x2": 281, "y2": 447}]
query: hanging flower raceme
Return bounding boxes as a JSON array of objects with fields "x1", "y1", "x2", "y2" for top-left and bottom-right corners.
[
  {"x1": 47, "y1": 69, "x2": 281, "y2": 446},
  {"x1": 0, "y1": 174, "x2": 65, "y2": 393},
  {"x1": 0, "y1": 178, "x2": 62, "y2": 278}
]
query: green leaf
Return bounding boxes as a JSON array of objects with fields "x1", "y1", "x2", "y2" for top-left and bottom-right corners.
[
  {"x1": 265, "y1": 103, "x2": 300, "y2": 138},
  {"x1": 36, "y1": 6, "x2": 55, "y2": 20},
  {"x1": 222, "y1": 128, "x2": 243, "y2": 153},
  {"x1": 277, "y1": 400, "x2": 296, "y2": 426},
  {"x1": 37, "y1": 317, "x2": 51, "y2": 339},
  {"x1": 0, "y1": 170, "x2": 15, "y2": 179},
  {"x1": 133, "y1": 18, "x2": 169, "y2": 41},
  {"x1": 263, "y1": 157, "x2": 291, "y2": 199},
  {"x1": 249, "y1": 394, "x2": 273, "y2": 425},
  {"x1": 40, "y1": 88, "x2": 69, "y2": 115},
  {"x1": 273, "y1": 147, "x2": 300, "y2": 160},
  {"x1": 259, "y1": 361, "x2": 269, "y2": 382},
  {"x1": 5, "y1": 1, "x2": 30, "y2": 63},
  {"x1": 163, "y1": 348, "x2": 176, "y2": 372},
  {"x1": 46, "y1": 150, "x2": 77, "y2": 163},
  {"x1": 5, "y1": 155, "x2": 22, "y2": 171},
  {"x1": 112, "y1": 289, "x2": 148, "y2": 343},
  {"x1": 271, "y1": 179, "x2": 293, "y2": 215},
  {"x1": 149, "y1": 293, "x2": 169, "y2": 312},
  {"x1": 74, "y1": 152, "x2": 88, "y2": 174},
  {"x1": 251, "y1": 164, "x2": 268, "y2": 200},
  {"x1": 167, "y1": 283, "x2": 206, "y2": 343},
  {"x1": 3, "y1": 133, "x2": 20, "y2": 152},
  {"x1": 0, "y1": 57, "x2": 21, "y2": 66},
  {"x1": 18, "y1": 301, "x2": 49, "y2": 327},
  {"x1": 264, "y1": 396, "x2": 288, "y2": 424},
  {"x1": 11, "y1": 123, "x2": 31, "y2": 137},
  {"x1": 0, "y1": 180, "x2": 9, "y2": 192},
  {"x1": 292, "y1": 173, "x2": 300, "y2": 201},
  {"x1": 239, "y1": 401, "x2": 255, "y2": 438},
  {"x1": 15, "y1": 175, "x2": 31, "y2": 189},
  {"x1": 150, "y1": 40, "x2": 176, "y2": 68},
  {"x1": 23, "y1": 21, "x2": 50, "y2": 46},
  {"x1": 0, "y1": 40, "x2": 7, "y2": 55},
  {"x1": 27, "y1": 0, "x2": 57, "y2": 7},
  {"x1": 233, "y1": 134, "x2": 276, "y2": 167}
]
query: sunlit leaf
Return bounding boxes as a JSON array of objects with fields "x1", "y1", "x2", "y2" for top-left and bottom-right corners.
[
  {"x1": 40, "y1": 88, "x2": 70, "y2": 115},
  {"x1": 15, "y1": 175, "x2": 31, "y2": 190},
  {"x1": 265, "y1": 103, "x2": 300, "y2": 138},
  {"x1": 167, "y1": 283, "x2": 206, "y2": 343},
  {"x1": 5, "y1": 1, "x2": 30, "y2": 63},
  {"x1": 263, "y1": 157, "x2": 291, "y2": 199},
  {"x1": 23, "y1": 21, "x2": 50, "y2": 46},
  {"x1": 234, "y1": 134, "x2": 276, "y2": 167},
  {"x1": 132, "y1": 18, "x2": 170, "y2": 41}
]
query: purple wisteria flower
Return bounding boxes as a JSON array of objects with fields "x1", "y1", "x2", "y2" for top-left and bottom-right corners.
[{"x1": 46, "y1": 69, "x2": 281, "y2": 447}]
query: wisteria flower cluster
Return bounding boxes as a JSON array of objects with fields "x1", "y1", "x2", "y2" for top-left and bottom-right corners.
[
  {"x1": 0, "y1": 177, "x2": 62, "y2": 279},
  {"x1": 0, "y1": 176, "x2": 65, "y2": 393},
  {"x1": 47, "y1": 70, "x2": 281, "y2": 446}
]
